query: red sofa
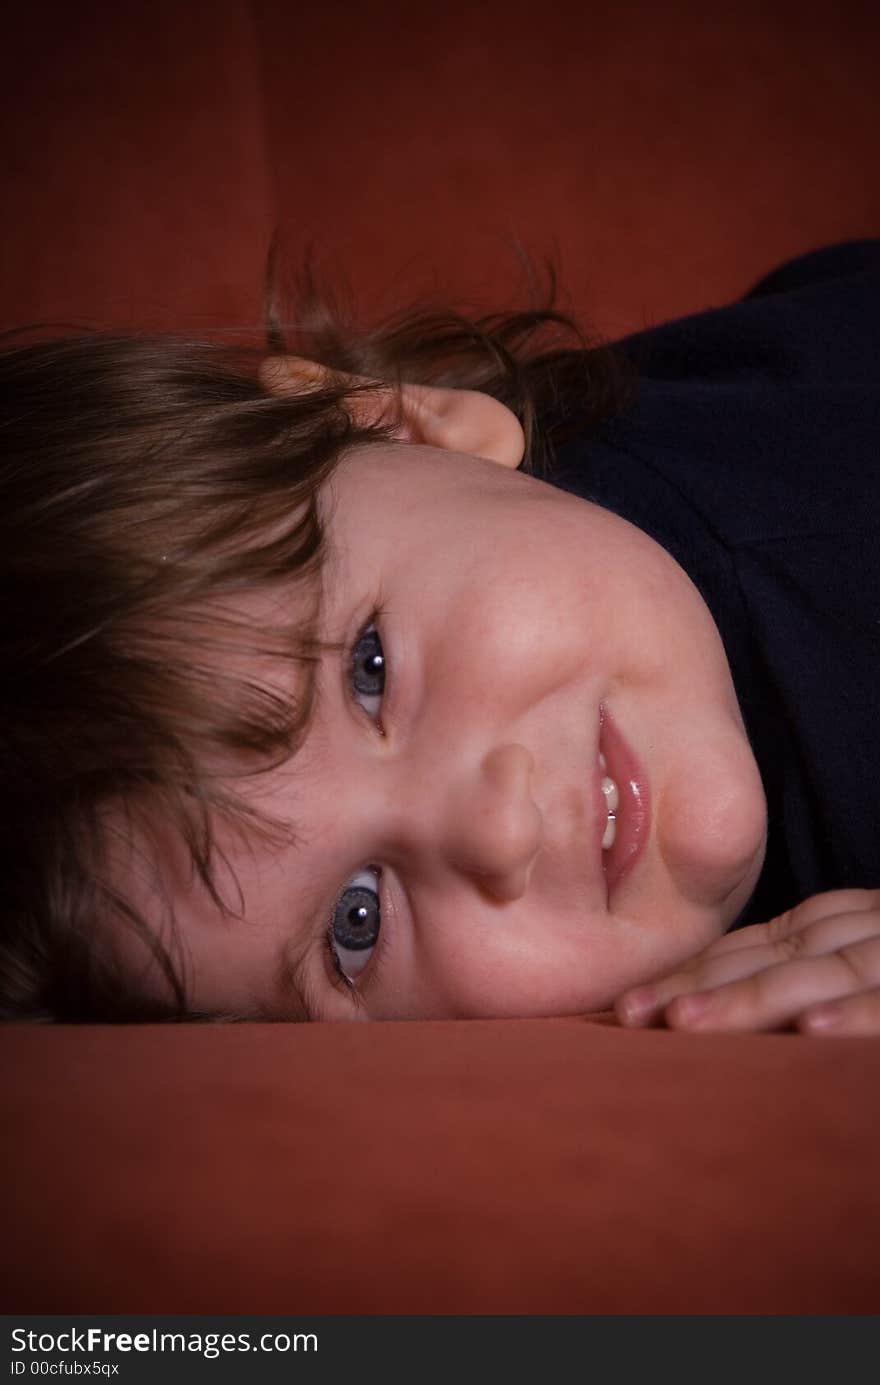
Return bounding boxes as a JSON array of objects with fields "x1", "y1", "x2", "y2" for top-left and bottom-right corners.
[{"x1": 2, "y1": 0, "x2": 879, "y2": 1314}]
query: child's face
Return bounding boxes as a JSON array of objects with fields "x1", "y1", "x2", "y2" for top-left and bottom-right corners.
[{"x1": 110, "y1": 441, "x2": 768, "y2": 1020}]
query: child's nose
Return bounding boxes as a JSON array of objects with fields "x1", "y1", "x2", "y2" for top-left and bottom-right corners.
[{"x1": 437, "y1": 742, "x2": 543, "y2": 901}]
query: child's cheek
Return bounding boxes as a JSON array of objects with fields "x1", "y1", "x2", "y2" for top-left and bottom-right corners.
[{"x1": 656, "y1": 726, "x2": 768, "y2": 910}]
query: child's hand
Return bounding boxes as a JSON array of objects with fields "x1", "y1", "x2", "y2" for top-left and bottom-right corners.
[{"x1": 616, "y1": 889, "x2": 880, "y2": 1036}]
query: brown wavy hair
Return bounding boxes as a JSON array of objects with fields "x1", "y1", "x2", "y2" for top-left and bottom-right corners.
[{"x1": 0, "y1": 255, "x2": 637, "y2": 1022}]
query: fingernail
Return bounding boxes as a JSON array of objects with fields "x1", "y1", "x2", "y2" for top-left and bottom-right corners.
[
  {"x1": 620, "y1": 987, "x2": 656, "y2": 1025},
  {"x1": 804, "y1": 1004, "x2": 842, "y2": 1032}
]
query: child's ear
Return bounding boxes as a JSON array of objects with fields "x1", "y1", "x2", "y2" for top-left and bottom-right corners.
[{"x1": 259, "y1": 356, "x2": 525, "y2": 469}]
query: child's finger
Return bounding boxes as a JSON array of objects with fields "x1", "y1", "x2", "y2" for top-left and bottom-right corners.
[
  {"x1": 665, "y1": 938, "x2": 880, "y2": 1032},
  {"x1": 798, "y1": 986, "x2": 880, "y2": 1037},
  {"x1": 617, "y1": 949, "x2": 764, "y2": 1025},
  {"x1": 688, "y1": 889, "x2": 880, "y2": 962},
  {"x1": 617, "y1": 906, "x2": 880, "y2": 1026}
]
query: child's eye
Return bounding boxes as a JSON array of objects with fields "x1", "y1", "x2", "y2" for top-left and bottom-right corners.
[
  {"x1": 349, "y1": 621, "x2": 386, "y2": 720},
  {"x1": 326, "y1": 868, "x2": 382, "y2": 985}
]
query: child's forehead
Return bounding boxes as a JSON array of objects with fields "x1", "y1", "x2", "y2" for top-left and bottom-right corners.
[
  {"x1": 98, "y1": 776, "x2": 293, "y2": 938},
  {"x1": 96, "y1": 793, "x2": 244, "y2": 999},
  {"x1": 100, "y1": 794, "x2": 198, "y2": 903},
  {"x1": 96, "y1": 575, "x2": 328, "y2": 902}
]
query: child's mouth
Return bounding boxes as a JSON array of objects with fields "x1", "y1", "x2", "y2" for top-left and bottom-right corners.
[{"x1": 597, "y1": 705, "x2": 651, "y2": 897}]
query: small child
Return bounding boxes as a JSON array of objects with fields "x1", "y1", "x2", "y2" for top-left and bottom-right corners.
[{"x1": 2, "y1": 241, "x2": 878, "y2": 1032}]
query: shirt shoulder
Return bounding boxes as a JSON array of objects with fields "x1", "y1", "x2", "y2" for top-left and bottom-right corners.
[{"x1": 610, "y1": 238, "x2": 880, "y2": 388}]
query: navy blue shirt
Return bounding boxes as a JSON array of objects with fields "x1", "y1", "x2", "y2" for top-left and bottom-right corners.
[{"x1": 546, "y1": 241, "x2": 880, "y2": 925}]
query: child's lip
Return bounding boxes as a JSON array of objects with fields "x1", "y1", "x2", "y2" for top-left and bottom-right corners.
[{"x1": 597, "y1": 704, "x2": 651, "y2": 900}]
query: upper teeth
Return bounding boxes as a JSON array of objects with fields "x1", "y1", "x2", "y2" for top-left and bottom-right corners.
[
  {"x1": 601, "y1": 775, "x2": 619, "y2": 813},
  {"x1": 601, "y1": 772, "x2": 619, "y2": 850}
]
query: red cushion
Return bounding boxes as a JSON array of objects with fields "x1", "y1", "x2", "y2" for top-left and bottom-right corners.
[
  {"x1": 2, "y1": 0, "x2": 879, "y2": 1314},
  {"x1": 4, "y1": 1018, "x2": 880, "y2": 1312}
]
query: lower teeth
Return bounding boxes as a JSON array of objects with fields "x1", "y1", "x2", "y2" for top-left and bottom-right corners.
[{"x1": 602, "y1": 813, "x2": 617, "y2": 850}]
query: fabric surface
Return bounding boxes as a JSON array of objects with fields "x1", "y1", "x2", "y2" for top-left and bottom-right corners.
[
  {"x1": 2, "y1": 0, "x2": 879, "y2": 1316},
  {"x1": 547, "y1": 240, "x2": 880, "y2": 924},
  {"x1": 4, "y1": 1, "x2": 880, "y2": 339},
  {"x1": 3, "y1": 1019, "x2": 880, "y2": 1314},
  {"x1": 0, "y1": 1, "x2": 274, "y2": 332},
  {"x1": 254, "y1": 0, "x2": 880, "y2": 340}
]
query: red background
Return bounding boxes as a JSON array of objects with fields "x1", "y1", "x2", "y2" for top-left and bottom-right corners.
[
  {"x1": 2, "y1": 0, "x2": 879, "y2": 1313},
  {"x1": 4, "y1": 0, "x2": 880, "y2": 338}
]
